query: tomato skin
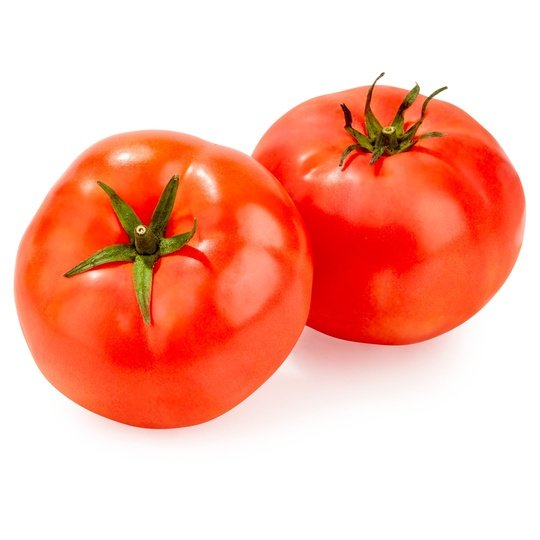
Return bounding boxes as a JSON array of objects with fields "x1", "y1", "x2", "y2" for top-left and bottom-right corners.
[
  {"x1": 253, "y1": 85, "x2": 525, "y2": 344},
  {"x1": 15, "y1": 131, "x2": 312, "y2": 427}
]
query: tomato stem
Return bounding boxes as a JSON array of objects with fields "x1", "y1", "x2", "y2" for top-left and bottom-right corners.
[
  {"x1": 134, "y1": 225, "x2": 160, "y2": 255},
  {"x1": 381, "y1": 126, "x2": 399, "y2": 153},
  {"x1": 64, "y1": 176, "x2": 197, "y2": 325},
  {"x1": 339, "y1": 73, "x2": 448, "y2": 166}
]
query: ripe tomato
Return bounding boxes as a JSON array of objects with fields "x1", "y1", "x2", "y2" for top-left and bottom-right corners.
[
  {"x1": 253, "y1": 74, "x2": 525, "y2": 344},
  {"x1": 15, "y1": 130, "x2": 312, "y2": 427}
]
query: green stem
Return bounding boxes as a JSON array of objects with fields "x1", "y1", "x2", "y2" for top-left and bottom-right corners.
[
  {"x1": 339, "y1": 73, "x2": 448, "y2": 166},
  {"x1": 134, "y1": 225, "x2": 160, "y2": 255},
  {"x1": 64, "y1": 176, "x2": 197, "y2": 325},
  {"x1": 381, "y1": 126, "x2": 398, "y2": 152}
]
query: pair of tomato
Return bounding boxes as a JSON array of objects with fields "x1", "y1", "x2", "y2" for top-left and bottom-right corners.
[{"x1": 15, "y1": 74, "x2": 525, "y2": 428}]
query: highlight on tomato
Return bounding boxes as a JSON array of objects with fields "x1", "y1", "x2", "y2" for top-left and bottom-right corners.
[
  {"x1": 253, "y1": 73, "x2": 525, "y2": 344},
  {"x1": 15, "y1": 130, "x2": 313, "y2": 427}
]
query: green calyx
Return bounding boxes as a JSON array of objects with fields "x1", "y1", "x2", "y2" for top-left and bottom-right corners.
[
  {"x1": 64, "y1": 175, "x2": 197, "y2": 325},
  {"x1": 339, "y1": 72, "x2": 448, "y2": 166}
]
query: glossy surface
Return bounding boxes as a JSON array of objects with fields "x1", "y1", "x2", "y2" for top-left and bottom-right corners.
[
  {"x1": 15, "y1": 131, "x2": 312, "y2": 427},
  {"x1": 253, "y1": 85, "x2": 525, "y2": 344}
]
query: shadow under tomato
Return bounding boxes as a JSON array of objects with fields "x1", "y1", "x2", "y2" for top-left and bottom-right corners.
[
  {"x1": 206, "y1": 324, "x2": 467, "y2": 433},
  {"x1": 63, "y1": 316, "x2": 467, "y2": 440}
]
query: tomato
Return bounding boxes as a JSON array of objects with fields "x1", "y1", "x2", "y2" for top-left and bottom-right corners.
[
  {"x1": 15, "y1": 130, "x2": 312, "y2": 427},
  {"x1": 253, "y1": 74, "x2": 525, "y2": 344}
]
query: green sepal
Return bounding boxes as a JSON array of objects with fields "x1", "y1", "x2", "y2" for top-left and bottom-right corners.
[
  {"x1": 339, "y1": 144, "x2": 363, "y2": 168},
  {"x1": 133, "y1": 255, "x2": 156, "y2": 325},
  {"x1": 364, "y1": 72, "x2": 385, "y2": 139},
  {"x1": 369, "y1": 146, "x2": 385, "y2": 165},
  {"x1": 399, "y1": 85, "x2": 448, "y2": 143},
  {"x1": 339, "y1": 73, "x2": 448, "y2": 166},
  {"x1": 65, "y1": 175, "x2": 196, "y2": 325},
  {"x1": 418, "y1": 131, "x2": 445, "y2": 139},
  {"x1": 340, "y1": 104, "x2": 373, "y2": 151},
  {"x1": 64, "y1": 244, "x2": 136, "y2": 277},
  {"x1": 390, "y1": 82, "x2": 420, "y2": 134},
  {"x1": 98, "y1": 182, "x2": 142, "y2": 242},
  {"x1": 149, "y1": 175, "x2": 179, "y2": 236},
  {"x1": 160, "y1": 218, "x2": 197, "y2": 256}
]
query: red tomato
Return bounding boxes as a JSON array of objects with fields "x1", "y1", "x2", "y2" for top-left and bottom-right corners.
[
  {"x1": 15, "y1": 131, "x2": 312, "y2": 427},
  {"x1": 253, "y1": 74, "x2": 525, "y2": 344}
]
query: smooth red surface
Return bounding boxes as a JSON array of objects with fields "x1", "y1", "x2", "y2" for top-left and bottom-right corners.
[
  {"x1": 253, "y1": 85, "x2": 525, "y2": 344},
  {"x1": 15, "y1": 131, "x2": 312, "y2": 427}
]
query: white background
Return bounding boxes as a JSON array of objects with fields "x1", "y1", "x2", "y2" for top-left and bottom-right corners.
[{"x1": 1, "y1": 1, "x2": 539, "y2": 538}]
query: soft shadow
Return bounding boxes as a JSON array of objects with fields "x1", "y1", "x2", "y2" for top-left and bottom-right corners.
[
  {"x1": 292, "y1": 325, "x2": 457, "y2": 371},
  {"x1": 200, "y1": 324, "x2": 466, "y2": 435},
  {"x1": 68, "y1": 324, "x2": 466, "y2": 442}
]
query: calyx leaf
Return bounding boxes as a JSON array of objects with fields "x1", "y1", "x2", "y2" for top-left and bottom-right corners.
[
  {"x1": 339, "y1": 73, "x2": 448, "y2": 166},
  {"x1": 64, "y1": 175, "x2": 196, "y2": 324}
]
